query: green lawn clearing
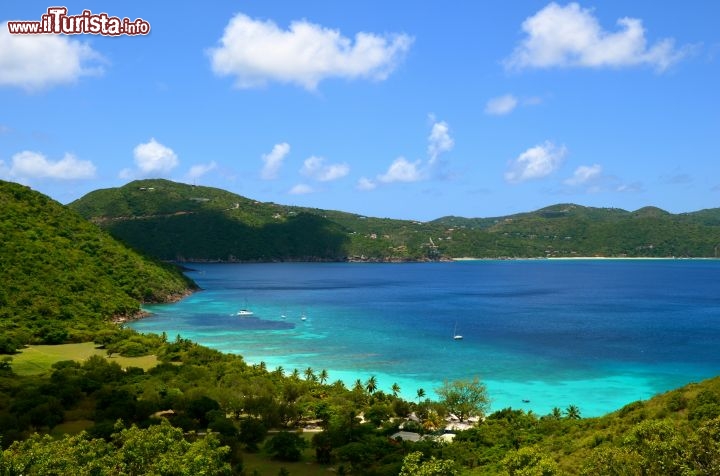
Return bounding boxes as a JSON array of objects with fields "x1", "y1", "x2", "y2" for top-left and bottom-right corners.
[{"x1": 11, "y1": 342, "x2": 158, "y2": 376}]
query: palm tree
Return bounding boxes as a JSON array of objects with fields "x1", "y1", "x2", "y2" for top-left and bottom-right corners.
[
  {"x1": 365, "y1": 375, "x2": 378, "y2": 394},
  {"x1": 416, "y1": 388, "x2": 426, "y2": 402},
  {"x1": 353, "y1": 379, "x2": 364, "y2": 392},
  {"x1": 564, "y1": 404, "x2": 581, "y2": 420},
  {"x1": 391, "y1": 383, "x2": 401, "y2": 397},
  {"x1": 304, "y1": 367, "x2": 316, "y2": 382},
  {"x1": 274, "y1": 365, "x2": 284, "y2": 377},
  {"x1": 291, "y1": 368, "x2": 300, "y2": 380},
  {"x1": 318, "y1": 369, "x2": 329, "y2": 385},
  {"x1": 550, "y1": 407, "x2": 562, "y2": 420}
]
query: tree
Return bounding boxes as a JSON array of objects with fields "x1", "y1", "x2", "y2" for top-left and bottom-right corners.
[
  {"x1": 503, "y1": 446, "x2": 560, "y2": 476},
  {"x1": 318, "y1": 369, "x2": 329, "y2": 385},
  {"x1": 564, "y1": 405, "x2": 581, "y2": 420},
  {"x1": 238, "y1": 417, "x2": 267, "y2": 451},
  {"x1": 435, "y1": 377, "x2": 490, "y2": 422},
  {"x1": 417, "y1": 388, "x2": 426, "y2": 402},
  {"x1": 365, "y1": 375, "x2": 378, "y2": 394},
  {"x1": 399, "y1": 451, "x2": 459, "y2": 476},
  {"x1": 304, "y1": 367, "x2": 316, "y2": 382},
  {"x1": 0, "y1": 421, "x2": 232, "y2": 475},
  {"x1": 265, "y1": 431, "x2": 308, "y2": 462},
  {"x1": 391, "y1": 382, "x2": 401, "y2": 397}
]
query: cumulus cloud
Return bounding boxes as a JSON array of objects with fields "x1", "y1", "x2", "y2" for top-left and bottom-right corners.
[
  {"x1": 564, "y1": 164, "x2": 602, "y2": 186},
  {"x1": 2, "y1": 150, "x2": 95, "y2": 179},
  {"x1": 186, "y1": 161, "x2": 217, "y2": 181},
  {"x1": 300, "y1": 156, "x2": 349, "y2": 182},
  {"x1": 261, "y1": 142, "x2": 290, "y2": 179},
  {"x1": 289, "y1": 183, "x2": 314, "y2": 195},
  {"x1": 485, "y1": 94, "x2": 519, "y2": 115},
  {"x1": 505, "y1": 141, "x2": 567, "y2": 183},
  {"x1": 356, "y1": 177, "x2": 377, "y2": 191},
  {"x1": 208, "y1": 13, "x2": 413, "y2": 90},
  {"x1": 427, "y1": 119, "x2": 454, "y2": 164},
  {"x1": 0, "y1": 23, "x2": 104, "y2": 91},
  {"x1": 378, "y1": 157, "x2": 424, "y2": 183},
  {"x1": 505, "y1": 2, "x2": 687, "y2": 72},
  {"x1": 132, "y1": 138, "x2": 178, "y2": 176}
]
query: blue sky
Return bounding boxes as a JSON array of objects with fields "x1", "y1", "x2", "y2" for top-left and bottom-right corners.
[{"x1": 1, "y1": 1, "x2": 718, "y2": 220}]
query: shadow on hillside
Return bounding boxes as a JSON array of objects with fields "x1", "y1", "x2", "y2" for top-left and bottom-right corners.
[{"x1": 105, "y1": 211, "x2": 350, "y2": 261}]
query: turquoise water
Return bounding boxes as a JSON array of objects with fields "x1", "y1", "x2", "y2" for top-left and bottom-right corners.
[{"x1": 133, "y1": 260, "x2": 720, "y2": 417}]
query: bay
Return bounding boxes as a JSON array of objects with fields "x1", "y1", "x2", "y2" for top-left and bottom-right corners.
[{"x1": 132, "y1": 259, "x2": 720, "y2": 417}]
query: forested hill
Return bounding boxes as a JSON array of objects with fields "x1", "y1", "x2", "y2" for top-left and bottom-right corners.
[
  {"x1": 70, "y1": 179, "x2": 720, "y2": 261},
  {"x1": 0, "y1": 180, "x2": 195, "y2": 349}
]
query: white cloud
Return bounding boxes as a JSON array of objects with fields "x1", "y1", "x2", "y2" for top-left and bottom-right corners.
[
  {"x1": 485, "y1": 94, "x2": 519, "y2": 115},
  {"x1": 300, "y1": 156, "x2": 349, "y2": 182},
  {"x1": 505, "y1": 2, "x2": 686, "y2": 72},
  {"x1": 0, "y1": 22, "x2": 104, "y2": 91},
  {"x1": 4, "y1": 150, "x2": 95, "y2": 179},
  {"x1": 427, "y1": 119, "x2": 454, "y2": 163},
  {"x1": 289, "y1": 183, "x2": 314, "y2": 195},
  {"x1": 505, "y1": 141, "x2": 567, "y2": 183},
  {"x1": 565, "y1": 164, "x2": 602, "y2": 186},
  {"x1": 616, "y1": 182, "x2": 643, "y2": 193},
  {"x1": 133, "y1": 138, "x2": 178, "y2": 176},
  {"x1": 378, "y1": 157, "x2": 423, "y2": 183},
  {"x1": 261, "y1": 142, "x2": 290, "y2": 179},
  {"x1": 208, "y1": 13, "x2": 413, "y2": 90},
  {"x1": 356, "y1": 177, "x2": 377, "y2": 191},
  {"x1": 186, "y1": 161, "x2": 217, "y2": 181}
]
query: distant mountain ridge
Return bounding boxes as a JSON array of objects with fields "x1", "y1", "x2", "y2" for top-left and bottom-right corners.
[{"x1": 70, "y1": 179, "x2": 720, "y2": 261}]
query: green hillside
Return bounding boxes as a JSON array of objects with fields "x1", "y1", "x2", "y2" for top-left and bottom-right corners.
[
  {"x1": 3, "y1": 179, "x2": 720, "y2": 474},
  {"x1": 70, "y1": 180, "x2": 720, "y2": 261},
  {"x1": 71, "y1": 179, "x2": 350, "y2": 261},
  {"x1": 0, "y1": 180, "x2": 195, "y2": 349}
]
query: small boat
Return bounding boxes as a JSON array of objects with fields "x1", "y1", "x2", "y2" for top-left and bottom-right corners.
[
  {"x1": 237, "y1": 309, "x2": 254, "y2": 316},
  {"x1": 453, "y1": 323, "x2": 463, "y2": 340},
  {"x1": 300, "y1": 313, "x2": 307, "y2": 321}
]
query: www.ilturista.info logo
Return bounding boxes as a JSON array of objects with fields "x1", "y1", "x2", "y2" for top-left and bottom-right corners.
[{"x1": 7, "y1": 7, "x2": 150, "y2": 36}]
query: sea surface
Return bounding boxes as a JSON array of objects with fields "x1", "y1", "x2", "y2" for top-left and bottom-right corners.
[{"x1": 132, "y1": 260, "x2": 720, "y2": 417}]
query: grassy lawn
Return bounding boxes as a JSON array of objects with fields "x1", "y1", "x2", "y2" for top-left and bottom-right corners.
[
  {"x1": 11, "y1": 342, "x2": 158, "y2": 376},
  {"x1": 50, "y1": 420, "x2": 95, "y2": 437},
  {"x1": 241, "y1": 432, "x2": 333, "y2": 476},
  {"x1": 241, "y1": 450, "x2": 331, "y2": 476}
]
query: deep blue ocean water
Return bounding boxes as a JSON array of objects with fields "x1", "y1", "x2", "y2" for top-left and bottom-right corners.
[{"x1": 132, "y1": 260, "x2": 720, "y2": 417}]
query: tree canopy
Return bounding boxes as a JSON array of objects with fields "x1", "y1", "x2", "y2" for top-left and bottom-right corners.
[{"x1": 436, "y1": 376, "x2": 490, "y2": 421}]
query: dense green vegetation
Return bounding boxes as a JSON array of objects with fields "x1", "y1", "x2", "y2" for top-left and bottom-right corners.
[
  {"x1": 2, "y1": 336, "x2": 720, "y2": 474},
  {"x1": 4, "y1": 178, "x2": 720, "y2": 474},
  {"x1": 71, "y1": 179, "x2": 720, "y2": 261},
  {"x1": 0, "y1": 180, "x2": 195, "y2": 351}
]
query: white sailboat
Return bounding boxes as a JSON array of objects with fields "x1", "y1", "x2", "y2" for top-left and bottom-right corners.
[
  {"x1": 237, "y1": 299, "x2": 254, "y2": 316},
  {"x1": 453, "y1": 323, "x2": 463, "y2": 340}
]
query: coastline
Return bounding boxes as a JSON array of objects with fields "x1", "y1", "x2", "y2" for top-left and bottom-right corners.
[{"x1": 453, "y1": 256, "x2": 717, "y2": 261}]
